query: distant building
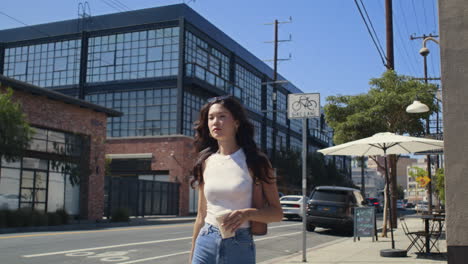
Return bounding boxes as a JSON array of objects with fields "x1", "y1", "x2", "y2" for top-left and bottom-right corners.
[
  {"x1": 351, "y1": 158, "x2": 384, "y2": 199},
  {"x1": 405, "y1": 157, "x2": 436, "y2": 204}
]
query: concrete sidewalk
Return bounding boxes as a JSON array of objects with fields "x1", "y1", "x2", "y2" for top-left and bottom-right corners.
[{"x1": 260, "y1": 217, "x2": 447, "y2": 264}]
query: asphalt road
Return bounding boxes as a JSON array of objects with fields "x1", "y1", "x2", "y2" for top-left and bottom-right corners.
[{"x1": 0, "y1": 219, "x2": 348, "y2": 264}]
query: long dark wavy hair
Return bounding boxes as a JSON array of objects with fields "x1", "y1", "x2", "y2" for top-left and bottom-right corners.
[{"x1": 191, "y1": 96, "x2": 274, "y2": 188}]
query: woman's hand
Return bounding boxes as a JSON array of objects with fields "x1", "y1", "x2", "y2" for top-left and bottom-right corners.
[{"x1": 222, "y1": 209, "x2": 249, "y2": 233}]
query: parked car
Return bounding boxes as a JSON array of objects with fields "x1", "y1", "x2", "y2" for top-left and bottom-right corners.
[
  {"x1": 396, "y1": 200, "x2": 405, "y2": 210},
  {"x1": 415, "y1": 201, "x2": 429, "y2": 212},
  {"x1": 365, "y1": 197, "x2": 382, "y2": 212},
  {"x1": 405, "y1": 202, "x2": 415, "y2": 209},
  {"x1": 280, "y1": 195, "x2": 306, "y2": 220},
  {"x1": 0, "y1": 193, "x2": 20, "y2": 210},
  {"x1": 306, "y1": 186, "x2": 366, "y2": 232}
]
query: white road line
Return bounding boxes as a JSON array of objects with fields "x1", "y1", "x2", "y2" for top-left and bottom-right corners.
[
  {"x1": 269, "y1": 223, "x2": 302, "y2": 229},
  {"x1": 117, "y1": 251, "x2": 191, "y2": 264},
  {"x1": 254, "y1": 231, "x2": 302, "y2": 242},
  {"x1": 115, "y1": 229, "x2": 303, "y2": 264},
  {"x1": 22, "y1": 222, "x2": 302, "y2": 258},
  {"x1": 22, "y1": 236, "x2": 192, "y2": 258}
]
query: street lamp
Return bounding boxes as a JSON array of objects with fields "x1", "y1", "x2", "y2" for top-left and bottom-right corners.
[
  {"x1": 406, "y1": 100, "x2": 429, "y2": 113},
  {"x1": 406, "y1": 36, "x2": 440, "y2": 214}
]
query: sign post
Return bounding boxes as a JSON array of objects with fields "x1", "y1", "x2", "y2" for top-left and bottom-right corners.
[{"x1": 288, "y1": 93, "x2": 320, "y2": 262}]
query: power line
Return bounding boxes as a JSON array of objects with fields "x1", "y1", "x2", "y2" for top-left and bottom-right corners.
[
  {"x1": 0, "y1": 11, "x2": 54, "y2": 38},
  {"x1": 431, "y1": 0, "x2": 438, "y2": 34},
  {"x1": 111, "y1": 0, "x2": 132, "y2": 11},
  {"x1": 353, "y1": 0, "x2": 387, "y2": 68},
  {"x1": 421, "y1": 0, "x2": 429, "y2": 33},
  {"x1": 396, "y1": 1, "x2": 422, "y2": 76},
  {"x1": 359, "y1": 0, "x2": 386, "y2": 59},
  {"x1": 391, "y1": 1, "x2": 418, "y2": 76},
  {"x1": 100, "y1": 0, "x2": 126, "y2": 12},
  {"x1": 394, "y1": 26, "x2": 417, "y2": 76},
  {"x1": 411, "y1": 0, "x2": 422, "y2": 34}
]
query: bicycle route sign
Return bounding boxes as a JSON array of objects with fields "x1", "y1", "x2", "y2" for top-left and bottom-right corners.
[{"x1": 287, "y1": 93, "x2": 320, "y2": 119}]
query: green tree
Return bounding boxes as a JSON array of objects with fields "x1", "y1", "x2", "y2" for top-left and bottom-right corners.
[
  {"x1": 408, "y1": 166, "x2": 427, "y2": 179},
  {"x1": 434, "y1": 168, "x2": 445, "y2": 204},
  {"x1": 397, "y1": 184, "x2": 405, "y2": 200},
  {"x1": 275, "y1": 149, "x2": 354, "y2": 195},
  {"x1": 325, "y1": 71, "x2": 437, "y2": 144},
  {"x1": 275, "y1": 148, "x2": 302, "y2": 193},
  {"x1": 0, "y1": 88, "x2": 34, "y2": 162},
  {"x1": 323, "y1": 70, "x2": 438, "y2": 235}
]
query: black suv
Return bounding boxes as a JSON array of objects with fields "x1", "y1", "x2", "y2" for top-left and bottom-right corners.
[
  {"x1": 365, "y1": 197, "x2": 382, "y2": 213},
  {"x1": 306, "y1": 186, "x2": 366, "y2": 232}
]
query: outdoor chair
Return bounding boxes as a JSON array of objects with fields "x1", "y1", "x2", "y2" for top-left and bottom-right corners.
[
  {"x1": 400, "y1": 217, "x2": 425, "y2": 253},
  {"x1": 426, "y1": 216, "x2": 445, "y2": 253}
]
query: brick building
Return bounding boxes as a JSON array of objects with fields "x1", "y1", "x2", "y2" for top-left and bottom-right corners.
[{"x1": 0, "y1": 75, "x2": 121, "y2": 220}]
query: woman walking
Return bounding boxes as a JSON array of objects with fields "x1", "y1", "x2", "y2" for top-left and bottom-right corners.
[{"x1": 189, "y1": 95, "x2": 283, "y2": 264}]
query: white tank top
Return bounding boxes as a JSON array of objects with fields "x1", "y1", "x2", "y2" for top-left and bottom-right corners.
[{"x1": 203, "y1": 148, "x2": 253, "y2": 228}]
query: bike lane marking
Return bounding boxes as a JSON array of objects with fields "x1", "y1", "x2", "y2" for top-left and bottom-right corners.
[
  {"x1": 115, "y1": 230, "x2": 303, "y2": 264},
  {"x1": 22, "y1": 223, "x2": 302, "y2": 259},
  {"x1": 116, "y1": 251, "x2": 192, "y2": 264},
  {"x1": 22, "y1": 236, "x2": 193, "y2": 258}
]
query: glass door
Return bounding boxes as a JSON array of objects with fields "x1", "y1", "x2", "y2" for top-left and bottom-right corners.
[{"x1": 20, "y1": 170, "x2": 48, "y2": 212}]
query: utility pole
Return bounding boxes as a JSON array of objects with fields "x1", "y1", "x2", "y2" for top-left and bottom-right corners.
[
  {"x1": 264, "y1": 16, "x2": 296, "y2": 259},
  {"x1": 385, "y1": 0, "x2": 394, "y2": 70},
  {"x1": 263, "y1": 18, "x2": 291, "y2": 164},
  {"x1": 384, "y1": 0, "x2": 398, "y2": 231}
]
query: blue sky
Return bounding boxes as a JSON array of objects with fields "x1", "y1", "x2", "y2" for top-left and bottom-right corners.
[{"x1": 0, "y1": 0, "x2": 440, "y2": 104}]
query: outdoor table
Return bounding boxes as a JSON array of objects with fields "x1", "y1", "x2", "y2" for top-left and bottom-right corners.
[{"x1": 420, "y1": 214, "x2": 445, "y2": 253}]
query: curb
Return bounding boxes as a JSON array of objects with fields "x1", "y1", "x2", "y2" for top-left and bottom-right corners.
[{"x1": 0, "y1": 217, "x2": 196, "y2": 234}]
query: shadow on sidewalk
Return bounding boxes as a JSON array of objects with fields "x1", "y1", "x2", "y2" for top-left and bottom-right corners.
[
  {"x1": 313, "y1": 228, "x2": 354, "y2": 237},
  {"x1": 416, "y1": 252, "x2": 448, "y2": 261}
]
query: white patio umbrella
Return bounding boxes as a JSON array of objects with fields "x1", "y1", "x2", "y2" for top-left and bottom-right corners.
[
  {"x1": 318, "y1": 132, "x2": 444, "y2": 156},
  {"x1": 318, "y1": 132, "x2": 444, "y2": 255}
]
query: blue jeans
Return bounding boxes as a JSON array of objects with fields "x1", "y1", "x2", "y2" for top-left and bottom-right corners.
[{"x1": 192, "y1": 223, "x2": 256, "y2": 264}]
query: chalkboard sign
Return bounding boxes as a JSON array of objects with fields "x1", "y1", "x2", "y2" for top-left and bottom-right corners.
[{"x1": 353, "y1": 207, "x2": 376, "y2": 242}]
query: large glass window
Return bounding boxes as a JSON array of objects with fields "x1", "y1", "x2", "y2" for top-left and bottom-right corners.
[
  {"x1": 290, "y1": 119, "x2": 302, "y2": 134},
  {"x1": 0, "y1": 157, "x2": 79, "y2": 214},
  {"x1": 266, "y1": 126, "x2": 273, "y2": 156},
  {"x1": 277, "y1": 131, "x2": 287, "y2": 151},
  {"x1": 87, "y1": 27, "x2": 179, "y2": 83},
  {"x1": 29, "y1": 127, "x2": 82, "y2": 157},
  {"x1": 86, "y1": 88, "x2": 178, "y2": 137},
  {"x1": 276, "y1": 91, "x2": 287, "y2": 126},
  {"x1": 185, "y1": 31, "x2": 230, "y2": 92},
  {"x1": 183, "y1": 92, "x2": 205, "y2": 136},
  {"x1": 290, "y1": 136, "x2": 302, "y2": 152},
  {"x1": 235, "y1": 64, "x2": 262, "y2": 113},
  {"x1": 3, "y1": 39, "x2": 81, "y2": 87},
  {"x1": 250, "y1": 119, "x2": 262, "y2": 146},
  {"x1": 266, "y1": 85, "x2": 274, "y2": 120}
]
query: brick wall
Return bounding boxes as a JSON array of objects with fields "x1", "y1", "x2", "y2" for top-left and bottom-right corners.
[{"x1": 106, "y1": 136, "x2": 196, "y2": 216}]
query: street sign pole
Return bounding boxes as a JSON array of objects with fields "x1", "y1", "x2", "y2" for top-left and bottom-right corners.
[
  {"x1": 302, "y1": 117, "x2": 307, "y2": 262},
  {"x1": 287, "y1": 93, "x2": 320, "y2": 263}
]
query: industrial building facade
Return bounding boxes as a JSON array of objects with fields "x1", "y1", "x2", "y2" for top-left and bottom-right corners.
[{"x1": 0, "y1": 4, "x2": 349, "y2": 217}]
